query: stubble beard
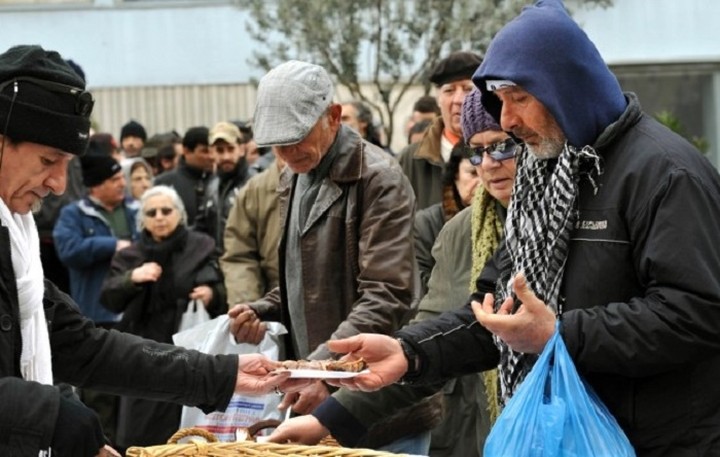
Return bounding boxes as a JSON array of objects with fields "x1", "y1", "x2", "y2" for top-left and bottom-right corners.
[
  {"x1": 31, "y1": 198, "x2": 43, "y2": 214},
  {"x1": 527, "y1": 136, "x2": 565, "y2": 160}
]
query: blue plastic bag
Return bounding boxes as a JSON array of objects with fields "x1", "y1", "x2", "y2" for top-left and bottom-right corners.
[{"x1": 484, "y1": 322, "x2": 635, "y2": 457}]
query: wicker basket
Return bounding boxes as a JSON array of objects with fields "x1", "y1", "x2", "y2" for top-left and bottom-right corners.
[{"x1": 125, "y1": 426, "x2": 409, "y2": 457}]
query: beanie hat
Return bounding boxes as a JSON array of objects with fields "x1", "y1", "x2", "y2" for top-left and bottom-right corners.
[
  {"x1": 429, "y1": 51, "x2": 483, "y2": 87},
  {"x1": 461, "y1": 88, "x2": 501, "y2": 140},
  {"x1": 0, "y1": 45, "x2": 93, "y2": 155},
  {"x1": 80, "y1": 154, "x2": 121, "y2": 187},
  {"x1": 120, "y1": 120, "x2": 147, "y2": 142}
]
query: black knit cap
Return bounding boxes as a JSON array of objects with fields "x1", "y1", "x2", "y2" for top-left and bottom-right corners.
[
  {"x1": 80, "y1": 154, "x2": 121, "y2": 187},
  {"x1": 428, "y1": 51, "x2": 483, "y2": 87},
  {"x1": 0, "y1": 45, "x2": 93, "y2": 155},
  {"x1": 120, "y1": 120, "x2": 147, "y2": 142}
]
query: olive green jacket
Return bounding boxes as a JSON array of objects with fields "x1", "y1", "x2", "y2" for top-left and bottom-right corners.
[{"x1": 221, "y1": 162, "x2": 282, "y2": 304}]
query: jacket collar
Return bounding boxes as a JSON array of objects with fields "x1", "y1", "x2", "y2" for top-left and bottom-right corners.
[
  {"x1": 278, "y1": 125, "x2": 365, "y2": 194},
  {"x1": 178, "y1": 155, "x2": 212, "y2": 179},
  {"x1": 593, "y1": 92, "x2": 643, "y2": 153}
]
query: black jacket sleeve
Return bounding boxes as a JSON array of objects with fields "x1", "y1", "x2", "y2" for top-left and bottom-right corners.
[
  {"x1": 394, "y1": 245, "x2": 503, "y2": 385},
  {"x1": 0, "y1": 377, "x2": 60, "y2": 455},
  {"x1": 45, "y1": 280, "x2": 237, "y2": 413}
]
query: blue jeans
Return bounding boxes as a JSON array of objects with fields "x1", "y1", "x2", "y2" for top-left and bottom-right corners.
[{"x1": 378, "y1": 430, "x2": 432, "y2": 456}]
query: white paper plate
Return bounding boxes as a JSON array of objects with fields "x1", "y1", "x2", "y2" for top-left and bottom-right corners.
[{"x1": 285, "y1": 369, "x2": 370, "y2": 379}]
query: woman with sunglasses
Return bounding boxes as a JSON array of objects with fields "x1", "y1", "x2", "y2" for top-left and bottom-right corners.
[
  {"x1": 398, "y1": 89, "x2": 519, "y2": 456},
  {"x1": 100, "y1": 185, "x2": 226, "y2": 451}
]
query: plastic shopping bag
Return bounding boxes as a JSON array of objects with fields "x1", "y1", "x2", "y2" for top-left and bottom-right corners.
[
  {"x1": 177, "y1": 299, "x2": 211, "y2": 332},
  {"x1": 484, "y1": 322, "x2": 635, "y2": 457},
  {"x1": 173, "y1": 316, "x2": 287, "y2": 441}
]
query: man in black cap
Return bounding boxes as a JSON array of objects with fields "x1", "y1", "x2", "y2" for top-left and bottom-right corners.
[
  {"x1": 119, "y1": 119, "x2": 147, "y2": 160},
  {"x1": 154, "y1": 126, "x2": 217, "y2": 226},
  {"x1": 54, "y1": 154, "x2": 137, "y2": 327},
  {"x1": 0, "y1": 44, "x2": 304, "y2": 457},
  {"x1": 396, "y1": 51, "x2": 482, "y2": 210}
]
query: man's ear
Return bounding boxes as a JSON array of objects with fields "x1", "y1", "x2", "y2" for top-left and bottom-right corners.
[{"x1": 326, "y1": 103, "x2": 343, "y2": 127}]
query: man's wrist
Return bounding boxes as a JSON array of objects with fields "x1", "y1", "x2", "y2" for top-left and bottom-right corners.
[{"x1": 396, "y1": 338, "x2": 421, "y2": 384}]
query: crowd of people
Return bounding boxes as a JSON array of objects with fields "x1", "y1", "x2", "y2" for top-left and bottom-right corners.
[{"x1": 1, "y1": 0, "x2": 720, "y2": 456}]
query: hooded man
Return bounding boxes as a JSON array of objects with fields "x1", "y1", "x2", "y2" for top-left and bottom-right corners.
[{"x1": 308, "y1": 1, "x2": 720, "y2": 455}]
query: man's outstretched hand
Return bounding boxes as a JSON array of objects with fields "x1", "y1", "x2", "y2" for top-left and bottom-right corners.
[
  {"x1": 472, "y1": 272, "x2": 556, "y2": 354},
  {"x1": 324, "y1": 334, "x2": 408, "y2": 391},
  {"x1": 235, "y1": 354, "x2": 312, "y2": 395}
]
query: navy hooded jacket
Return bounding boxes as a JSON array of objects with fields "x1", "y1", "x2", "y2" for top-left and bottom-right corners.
[{"x1": 473, "y1": 0, "x2": 626, "y2": 148}]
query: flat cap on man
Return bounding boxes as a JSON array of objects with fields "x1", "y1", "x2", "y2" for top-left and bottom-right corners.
[{"x1": 253, "y1": 60, "x2": 334, "y2": 147}]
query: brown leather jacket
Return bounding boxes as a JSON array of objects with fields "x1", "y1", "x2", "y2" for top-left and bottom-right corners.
[{"x1": 250, "y1": 126, "x2": 418, "y2": 360}]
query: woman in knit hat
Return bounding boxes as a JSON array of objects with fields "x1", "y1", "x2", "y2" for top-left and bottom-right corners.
[{"x1": 403, "y1": 87, "x2": 518, "y2": 456}]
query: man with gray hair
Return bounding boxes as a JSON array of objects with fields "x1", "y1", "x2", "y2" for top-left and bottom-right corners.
[
  {"x1": 0, "y1": 44, "x2": 304, "y2": 457},
  {"x1": 229, "y1": 60, "x2": 426, "y2": 451}
]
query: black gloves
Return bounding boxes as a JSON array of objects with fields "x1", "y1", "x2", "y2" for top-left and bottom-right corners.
[{"x1": 50, "y1": 394, "x2": 105, "y2": 457}]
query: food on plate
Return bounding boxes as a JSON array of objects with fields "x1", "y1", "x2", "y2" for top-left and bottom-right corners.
[{"x1": 277, "y1": 358, "x2": 367, "y2": 373}]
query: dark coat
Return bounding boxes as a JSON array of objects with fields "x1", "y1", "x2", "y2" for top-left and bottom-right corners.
[
  {"x1": 397, "y1": 96, "x2": 720, "y2": 456},
  {"x1": 0, "y1": 227, "x2": 237, "y2": 456},
  {"x1": 397, "y1": 118, "x2": 445, "y2": 211},
  {"x1": 100, "y1": 228, "x2": 226, "y2": 343},
  {"x1": 154, "y1": 156, "x2": 216, "y2": 226},
  {"x1": 195, "y1": 160, "x2": 251, "y2": 251},
  {"x1": 100, "y1": 227, "x2": 226, "y2": 447}
]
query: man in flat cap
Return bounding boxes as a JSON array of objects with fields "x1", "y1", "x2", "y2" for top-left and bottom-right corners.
[
  {"x1": 0, "y1": 44, "x2": 303, "y2": 457},
  {"x1": 229, "y1": 60, "x2": 421, "y2": 439},
  {"x1": 397, "y1": 51, "x2": 482, "y2": 210}
]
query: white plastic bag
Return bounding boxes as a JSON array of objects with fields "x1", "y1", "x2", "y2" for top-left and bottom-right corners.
[
  {"x1": 173, "y1": 316, "x2": 287, "y2": 441},
  {"x1": 177, "y1": 299, "x2": 211, "y2": 333}
]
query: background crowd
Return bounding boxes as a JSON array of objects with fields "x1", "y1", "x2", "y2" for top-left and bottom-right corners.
[
  {"x1": 5, "y1": 0, "x2": 720, "y2": 456},
  {"x1": 35, "y1": 48, "x2": 492, "y2": 456}
]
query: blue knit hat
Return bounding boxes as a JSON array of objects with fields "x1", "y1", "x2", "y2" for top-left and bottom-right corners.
[
  {"x1": 461, "y1": 88, "x2": 501, "y2": 141},
  {"x1": 473, "y1": 0, "x2": 625, "y2": 148}
]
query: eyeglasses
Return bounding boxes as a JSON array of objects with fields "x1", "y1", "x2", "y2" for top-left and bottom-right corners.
[
  {"x1": 0, "y1": 76, "x2": 94, "y2": 117},
  {"x1": 465, "y1": 138, "x2": 521, "y2": 166},
  {"x1": 144, "y1": 207, "x2": 174, "y2": 218}
]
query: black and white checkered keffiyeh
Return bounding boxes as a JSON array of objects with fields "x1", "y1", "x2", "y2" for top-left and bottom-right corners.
[{"x1": 495, "y1": 143, "x2": 602, "y2": 406}]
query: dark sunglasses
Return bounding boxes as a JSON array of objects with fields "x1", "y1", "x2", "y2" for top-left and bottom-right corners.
[
  {"x1": 0, "y1": 76, "x2": 94, "y2": 117},
  {"x1": 465, "y1": 138, "x2": 521, "y2": 166},
  {"x1": 144, "y1": 207, "x2": 174, "y2": 218}
]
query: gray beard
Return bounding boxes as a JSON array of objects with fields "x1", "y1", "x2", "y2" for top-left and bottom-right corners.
[
  {"x1": 31, "y1": 199, "x2": 43, "y2": 214},
  {"x1": 527, "y1": 137, "x2": 565, "y2": 160}
]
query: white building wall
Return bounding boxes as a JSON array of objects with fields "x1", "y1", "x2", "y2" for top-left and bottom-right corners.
[{"x1": 1, "y1": 0, "x2": 719, "y2": 155}]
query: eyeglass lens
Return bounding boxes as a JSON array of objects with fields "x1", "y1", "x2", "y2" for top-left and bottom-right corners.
[
  {"x1": 145, "y1": 207, "x2": 173, "y2": 218},
  {"x1": 467, "y1": 139, "x2": 519, "y2": 166}
]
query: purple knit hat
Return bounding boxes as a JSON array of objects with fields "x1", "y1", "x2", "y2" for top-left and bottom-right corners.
[{"x1": 461, "y1": 88, "x2": 501, "y2": 140}]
